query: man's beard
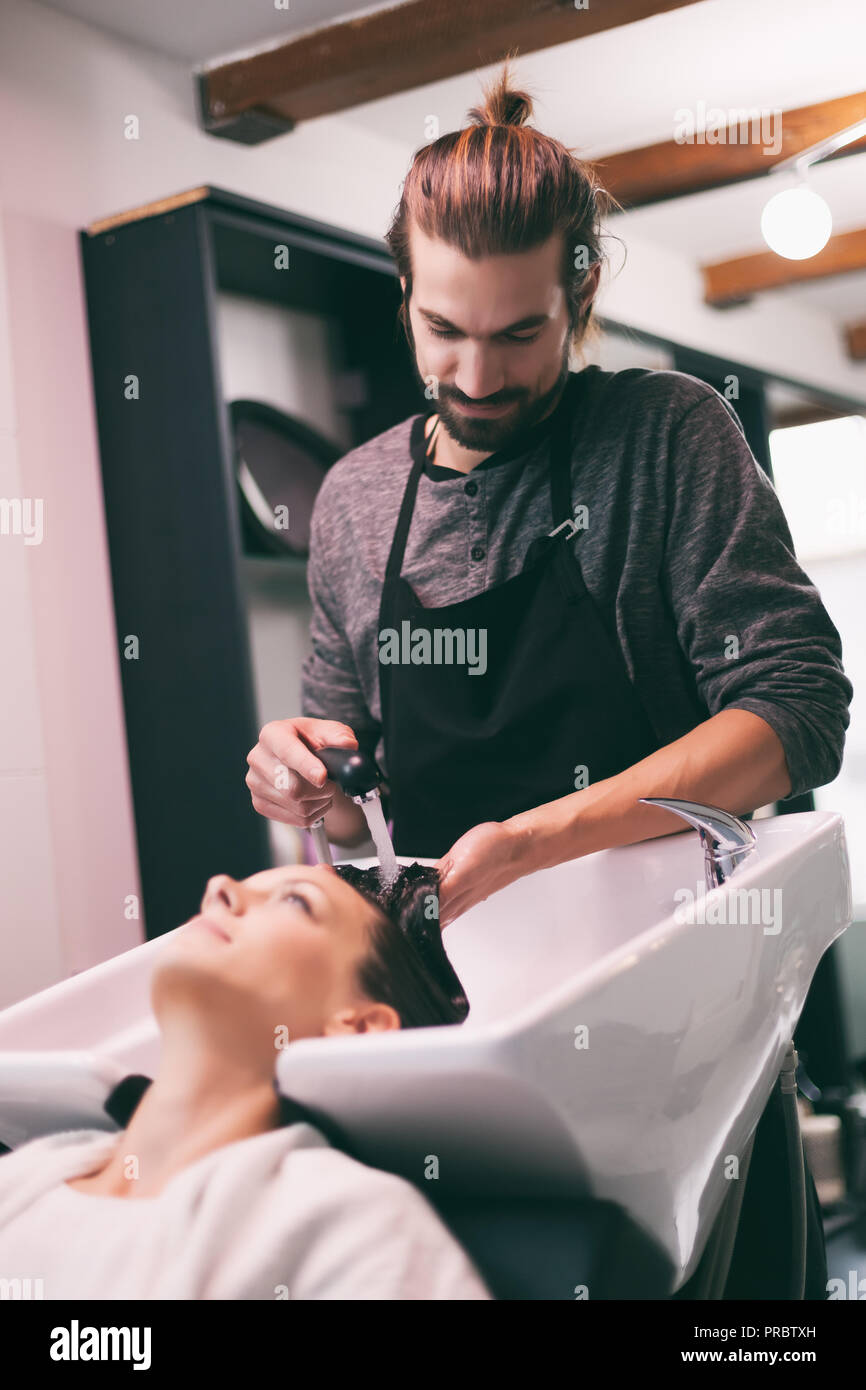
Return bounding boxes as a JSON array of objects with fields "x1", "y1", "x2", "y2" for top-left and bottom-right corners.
[{"x1": 411, "y1": 341, "x2": 573, "y2": 455}]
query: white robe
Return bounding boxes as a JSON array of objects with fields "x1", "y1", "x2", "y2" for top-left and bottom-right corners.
[{"x1": 0, "y1": 1125, "x2": 491, "y2": 1300}]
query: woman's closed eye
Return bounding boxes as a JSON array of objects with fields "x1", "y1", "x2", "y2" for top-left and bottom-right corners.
[{"x1": 278, "y1": 889, "x2": 313, "y2": 916}]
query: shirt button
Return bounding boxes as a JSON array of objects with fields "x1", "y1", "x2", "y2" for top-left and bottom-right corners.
[
  {"x1": 471, "y1": 545, "x2": 485, "y2": 561},
  {"x1": 464, "y1": 480, "x2": 478, "y2": 496}
]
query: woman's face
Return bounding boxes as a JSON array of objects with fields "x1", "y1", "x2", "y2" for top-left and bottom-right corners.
[{"x1": 151, "y1": 865, "x2": 398, "y2": 1056}]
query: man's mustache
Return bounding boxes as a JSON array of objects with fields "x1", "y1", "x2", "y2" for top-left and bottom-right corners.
[{"x1": 440, "y1": 390, "x2": 524, "y2": 409}]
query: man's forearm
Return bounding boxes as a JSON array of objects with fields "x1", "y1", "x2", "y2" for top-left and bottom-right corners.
[{"x1": 507, "y1": 709, "x2": 793, "y2": 874}]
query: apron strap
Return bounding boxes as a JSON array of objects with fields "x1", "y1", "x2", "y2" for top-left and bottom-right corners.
[{"x1": 385, "y1": 414, "x2": 428, "y2": 580}]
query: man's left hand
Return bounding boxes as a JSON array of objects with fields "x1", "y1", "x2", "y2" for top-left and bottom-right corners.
[{"x1": 434, "y1": 819, "x2": 531, "y2": 927}]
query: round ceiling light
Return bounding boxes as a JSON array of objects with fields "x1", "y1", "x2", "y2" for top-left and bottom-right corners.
[{"x1": 760, "y1": 183, "x2": 833, "y2": 260}]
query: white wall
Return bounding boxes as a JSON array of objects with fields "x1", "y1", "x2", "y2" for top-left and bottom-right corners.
[
  {"x1": 0, "y1": 217, "x2": 64, "y2": 1005},
  {"x1": 597, "y1": 234, "x2": 866, "y2": 404},
  {"x1": 1, "y1": 0, "x2": 864, "y2": 1007},
  {"x1": 0, "y1": 195, "x2": 146, "y2": 1008}
]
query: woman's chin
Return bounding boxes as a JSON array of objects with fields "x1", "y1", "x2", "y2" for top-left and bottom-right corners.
[{"x1": 151, "y1": 936, "x2": 231, "y2": 999}]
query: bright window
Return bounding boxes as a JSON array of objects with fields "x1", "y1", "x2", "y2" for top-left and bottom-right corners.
[{"x1": 769, "y1": 415, "x2": 866, "y2": 913}]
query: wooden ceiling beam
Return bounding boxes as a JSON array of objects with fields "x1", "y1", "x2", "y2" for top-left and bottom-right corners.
[
  {"x1": 845, "y1": 321, "x2": 866, "y2": 360},
  {"x1": 701, "y1": 226, "x2": 866, "y2": 306},
  {"x1": 197, "y1": 0, "x2": 704, "y2": 143},
  {"x1": 590, "y1": 91, "x2": 866, "y2": 209}
]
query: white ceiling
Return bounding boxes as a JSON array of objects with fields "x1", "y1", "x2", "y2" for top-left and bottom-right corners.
[
  {"x1": 36, "y1": 0, "x2": 866, "y2": 345},
  {"x1": 34, "y1": 0, "x2": 388, "y2": 64}
]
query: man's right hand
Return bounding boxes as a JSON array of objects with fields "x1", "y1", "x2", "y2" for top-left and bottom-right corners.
[{"x1": 245, "y1": 716, "x2": 362, "y2": 833}]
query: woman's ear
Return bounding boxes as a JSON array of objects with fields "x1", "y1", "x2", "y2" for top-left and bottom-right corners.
[{"x1": 323, "y1": 1003, "x2": 401, "y2": 1037}]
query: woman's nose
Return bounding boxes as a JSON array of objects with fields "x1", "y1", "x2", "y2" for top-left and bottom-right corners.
[{"x1": 203, "y1": 873, "x2": 242, "y2": 914}]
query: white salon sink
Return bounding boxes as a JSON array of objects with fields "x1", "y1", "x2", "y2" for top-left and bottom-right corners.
[
  {"x1": 0, "y1": 810, "x2": 852, "y2": 1289},
  {"x1": 276, "y1": 809, "x2": 852, "y2": 1283}
]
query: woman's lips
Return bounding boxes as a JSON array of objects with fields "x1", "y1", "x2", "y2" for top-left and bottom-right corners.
[{"x1": 186, "y1": 915, "x2": 231, "y2": 942}]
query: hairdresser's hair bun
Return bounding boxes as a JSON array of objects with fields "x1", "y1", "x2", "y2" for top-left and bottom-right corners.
[{"x1": 467, "y1": 64, "x2": 533, "y2": 129}]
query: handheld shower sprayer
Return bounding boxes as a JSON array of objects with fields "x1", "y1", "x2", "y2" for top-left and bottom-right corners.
[
  {"x1": 315, "y1": 746, "x2": 384, "y2": 800},
  {"x1": 308, "y1": 748, "x2": 397, "y2": 883}
]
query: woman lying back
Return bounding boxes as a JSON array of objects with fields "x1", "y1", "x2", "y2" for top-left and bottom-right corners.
[{"x1": 0, "y1": 862, "x2": 489, "y2": 1301}]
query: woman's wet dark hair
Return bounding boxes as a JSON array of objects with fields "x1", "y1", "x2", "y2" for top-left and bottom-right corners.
[{"x1": 333, "y1": 861, "x2": 469, "y2": 1028}]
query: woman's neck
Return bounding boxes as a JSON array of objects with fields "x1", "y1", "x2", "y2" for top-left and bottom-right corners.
[{"x1": 67, "y1": 1043, "x2": 282, "y2": 1199}]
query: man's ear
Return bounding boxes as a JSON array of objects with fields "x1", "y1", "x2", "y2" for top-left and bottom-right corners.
[
  {"x1": 581, "y1": 261, "x2": 601, "y2": 305},
  {"x1": 324, "y1": 1003, "x2": 401, "y2": 1037}
]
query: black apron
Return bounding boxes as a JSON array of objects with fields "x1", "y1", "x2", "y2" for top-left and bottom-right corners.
[{"x1": 377, "y1": 372, "x2": 661, "y2": 858}]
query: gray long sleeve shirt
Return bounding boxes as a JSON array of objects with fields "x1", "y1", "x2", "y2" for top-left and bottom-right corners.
[{"x1": 301, "y1": 365, "x2": 852, "y2": 801}]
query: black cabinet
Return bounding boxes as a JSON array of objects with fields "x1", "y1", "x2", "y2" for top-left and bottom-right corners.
[{"x1": 80, "y1": 186, "x2": 417, "y2": 938}]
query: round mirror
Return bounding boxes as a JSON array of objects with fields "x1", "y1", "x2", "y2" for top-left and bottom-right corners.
[{"x1": 230, "y1": 399, "x2": 342, "y2": 557}]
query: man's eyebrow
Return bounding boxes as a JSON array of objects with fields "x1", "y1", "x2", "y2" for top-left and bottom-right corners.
[{"x1": 417, "y1": 307, "x2": 549, "y2": 335}]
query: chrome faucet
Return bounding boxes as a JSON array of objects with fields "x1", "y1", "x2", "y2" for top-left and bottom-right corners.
[{"x1": 639, "y1": 797, "x2": 757, "y2": 890}]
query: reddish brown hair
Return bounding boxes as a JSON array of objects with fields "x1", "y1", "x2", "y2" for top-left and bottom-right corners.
[{"x1": 385, "y1": 58, "x2": 621, "y2": 355}]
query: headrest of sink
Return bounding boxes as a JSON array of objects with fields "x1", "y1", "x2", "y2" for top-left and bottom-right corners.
[{"x1": 0, "y1": 1051, "x2": 360, "y2": 1155}]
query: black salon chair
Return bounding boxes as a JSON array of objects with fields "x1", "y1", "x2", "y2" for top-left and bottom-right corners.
[
  {"x1": 422, "y1": 1083, "x2": 827, "y2": 1301},
  {"x1": 425, "y1": 1188, "x2": 676, "y2": 1299}
]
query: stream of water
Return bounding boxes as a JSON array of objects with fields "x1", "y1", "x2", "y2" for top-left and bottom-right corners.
[{"x1": 360, "y1": 792, "x2": 399, "y2": 887}]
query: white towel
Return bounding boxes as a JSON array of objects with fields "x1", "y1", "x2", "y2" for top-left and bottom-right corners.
[{"x1": 0, "y1": 1126, "x2": 491, "y2": 1300}]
